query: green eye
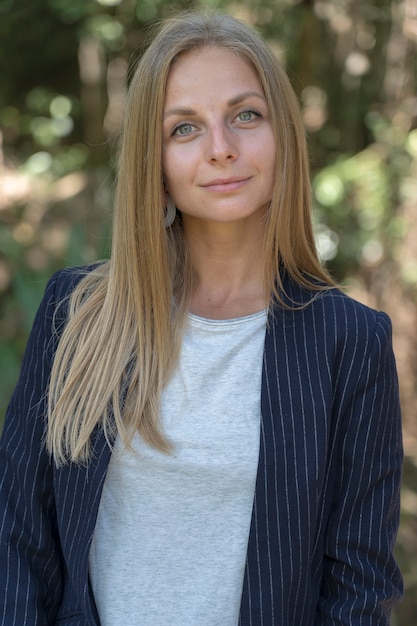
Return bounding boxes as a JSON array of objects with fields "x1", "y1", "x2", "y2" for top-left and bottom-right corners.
[
  {"x1": 173, "y1": 123, "x2": 194, "y2": 136},
  {"x1": 239, "y1": 111, "x2": 253, "y2": 122}
]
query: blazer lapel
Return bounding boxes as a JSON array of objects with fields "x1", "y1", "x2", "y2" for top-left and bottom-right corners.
[
  {"x1": 239, "y1": 314, "x2": 283, "y2": 624},
  {"x1": 239, "y1": 294, "x2": 330, "y2": 625},
  {"x1": 54, "y1": 429, "x2": 112, "y2": 625}
]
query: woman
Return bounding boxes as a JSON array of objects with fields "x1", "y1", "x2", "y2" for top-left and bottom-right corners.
[{"x1": 0, "y1": 11, "x2": 403, "y2": 626}]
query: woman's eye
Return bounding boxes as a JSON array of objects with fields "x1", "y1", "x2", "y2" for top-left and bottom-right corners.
[
  {"x1": 237, "y1": 110, "x2": 259, "y2": 122},
  {"x1": 172, "y1": 123, "x2": 194, "y2": 136}
]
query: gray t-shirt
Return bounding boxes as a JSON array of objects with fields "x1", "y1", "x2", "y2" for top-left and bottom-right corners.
[{"x1": 89, "y1": 309, "x2": 267, "y2": 626}]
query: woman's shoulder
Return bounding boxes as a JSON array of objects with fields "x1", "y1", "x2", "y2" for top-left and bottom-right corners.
[
  {"x1": 268, "y1": 277, "x2": 395, "y2": 382},
  {"x1": 277, "y1": 274, "x2": 392, "y2": 341},
  {"x1": 44, "y1": 261, "x2": 109, "y2": 304},
  {"x1": 38, "y1": 262, "x2": 109, "y2": 332},
  {"x1": 319, "y1": 284, "x2": 390, "y2": 330}
]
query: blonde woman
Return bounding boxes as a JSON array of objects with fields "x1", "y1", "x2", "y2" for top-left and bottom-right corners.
[{"x1": 0, "y1": 11, "x2": 403, "y2": 626}]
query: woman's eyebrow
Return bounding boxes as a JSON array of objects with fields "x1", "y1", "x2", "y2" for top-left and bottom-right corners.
[
  {"x1": 227, "y1": 91, "x2": 266, "y2": 106},
  {"x1": 163, "y1": 106, "x2": 197, "y2": 120},
  {"x1": 163, "y1": 91, "x2": 266, "y2": 120}
]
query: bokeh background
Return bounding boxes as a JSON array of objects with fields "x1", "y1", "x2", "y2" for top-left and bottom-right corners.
[{"x1": 0, "y1": 0, "x2": 416, "y2": 621}]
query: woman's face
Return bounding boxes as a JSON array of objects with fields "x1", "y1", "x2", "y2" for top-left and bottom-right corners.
[{"x1": 162, "y1": 46, "x2": 276, "y2": 229}]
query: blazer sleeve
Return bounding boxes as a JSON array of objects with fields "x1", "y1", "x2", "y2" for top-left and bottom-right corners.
[
  {"x1": 317, "y1": 310, "x2": 403, "y2": 624},
  {"x1": 0, "y1": 272, "x2": 69, "y2": 625}
]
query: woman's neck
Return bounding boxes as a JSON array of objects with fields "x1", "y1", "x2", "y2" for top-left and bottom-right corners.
[{"x1": 184, "y1": 219, "x2": 268, "y2": 319}]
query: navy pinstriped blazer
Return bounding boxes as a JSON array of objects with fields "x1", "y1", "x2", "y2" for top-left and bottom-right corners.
[{"x1": 0, "y1": 267, "x2": 403, "y2": 625}]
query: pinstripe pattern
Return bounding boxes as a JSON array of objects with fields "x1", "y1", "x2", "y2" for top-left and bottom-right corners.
[{"x1": 0, "y1": 268, "x2": 403, "y2": 625}]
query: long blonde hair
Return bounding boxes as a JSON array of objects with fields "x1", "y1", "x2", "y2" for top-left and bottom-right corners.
[{"x1": 47, "y1": 11, "x2": 334, "y2": 465}]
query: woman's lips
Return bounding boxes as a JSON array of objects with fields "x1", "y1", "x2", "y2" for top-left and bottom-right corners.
[{"x1": 200, "y1": 176, "x2": 251, "y2": 192}]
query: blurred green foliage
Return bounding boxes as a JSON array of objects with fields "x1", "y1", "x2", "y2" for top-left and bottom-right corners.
[{"x1": 0, "y1": 0, "x2": 416, "y2": 621}]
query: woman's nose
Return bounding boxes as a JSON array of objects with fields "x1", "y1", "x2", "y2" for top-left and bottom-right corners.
[{"x1": 206, "y1": 125, "x2": 238, "y2": 162}]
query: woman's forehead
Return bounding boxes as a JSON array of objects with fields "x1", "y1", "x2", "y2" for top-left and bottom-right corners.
[{"x1": 164, "y1": 47, "x2": 263, "y2": 103}]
